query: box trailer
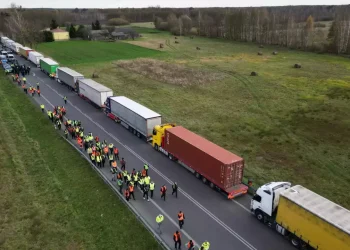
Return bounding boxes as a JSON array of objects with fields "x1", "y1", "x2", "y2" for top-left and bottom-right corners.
[
  {"x1": 158, "y1": 126, "x2": 247, "y2": 198},
  {"x1": 77, "y1": 78, "x2": 113, "y2": 107},
  {"x1": 10, "y1": 42, "x2": 22, "y2": 53},
  {"x1": 1, "y1": 37, "x2": 9, "y2": 44},
  {"x1": 19, "y1": 47, "x2": 33, "y2": 59},
  {"x1": 28, "y1": 51, "x2": 44, "y2": 66},
  {"x1": 4, "y1": 39, "x2": 14, "y2": 48},
  {"x1": 251, "y1": 182, "x2": 350, "y2": 250},
  {"x1": 56, "y1": 67, "x2": 84, "y2": 90},
  {"x1": 106, "y1": 96, "x2": 162, "y2": 140},
  {"x1": 40, "y1": 58, "x2": 59, "y2": 75}
]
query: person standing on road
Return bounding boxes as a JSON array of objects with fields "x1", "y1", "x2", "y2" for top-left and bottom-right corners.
[
  {"x1": 36, "y1": 82, "x2": 40, "y2": 90},
  {"x1": 150, "y1": 181, "x2": 155, "y2": 199},
  {"x1": 64, "y1": 129, "x2": 68, "y2": 139},
  {"x1": 108, "y1": 143, "x2": 114, "y2": 154},
  {"x1": 160, "y1": 185, "x2": 167, "y2": 201},
  {"x1": 172, "y1": 181, "x2": 178, "y2": 198},
  {"x1": 124, "y1": 187, "x2": 130, "y2": 202},
  {"x1": 178, "y1": 211, "x2": 185, "y2": 229},
  {"x1": 144, "y1": 164, "x2": 149, "y2": 176},
  {"x1": 63, "y1": 96, "x2": 67, "y2": 104},
  {"x1": 201, "y1": 241, "x2": 210, "y2": 250},
  {"x1": 113, "y1": 147, "x2": 119, "y2": 160},
  {"x1": 128, "y1": 184, "x2": 135, "y2": 200},
  {"x1": 117, "y1": 178, "x2": 123, "y2": 193},
  {"x1": 173, "y1": 231, "x2": 182, "y2": 250},
  {"x1": 37, "y1": 89, "x2": 40, "y2": 97},
  {"x1": 143, "y1": 183, "x2": 150, "y2": 201},
  {"x1": 108, "y1": 153, "x2": 114, "y2": 166},
  {"x1": 40, "y1": 104, "x2": 45, "y2": 112},
  {"x1": 187, "y1": 240, "x2": 194, "y2": 250},
  {"x1": 156, "y1": 214, "x2": 164, "y2": 234},
  {"x1": 120, "y1": 157, "x2": 126, "y2": 170}
]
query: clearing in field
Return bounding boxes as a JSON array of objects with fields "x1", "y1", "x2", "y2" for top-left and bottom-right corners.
[
  {"x1": 39, "y1": 28, "x2": 350, "y2": 209},
  {"x1": 115, "y1": 58, "x2": 226, "y2": 86},
  {"x1": 36, "y1": 40, "x2": 161, "y2": 65},
  {"x1": 0, "y1": 72, "x2": 161, "y2": 249}
]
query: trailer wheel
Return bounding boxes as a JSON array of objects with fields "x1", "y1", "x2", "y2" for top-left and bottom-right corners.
[
  {"x1": 154, "y1": 144, "x2": 159, "y2": 151},
  {"x1": 202, "y1": 177, "x2": 207, "y2": 184},
  {"x1": 255, "y1": 210, "x2": 264, "y2": 222},
  {"x1": 168, "y1": 154, "x2": 173, "y2": 160},
  {"x1": 137, "y1": 132, "x2": 141, "y2": 138},
  {"x1": 133, "y1": 129, "x2": 137, "y2": 136},
  {"x1": 209, "y1": 182, "x2": 215, "y2": 189},
  {"x1": 291, "y1": 237, "x2": 300, "y2": 248},
  {"x1": 195, "y1": 172, "x2": 201, "y2": 179}
]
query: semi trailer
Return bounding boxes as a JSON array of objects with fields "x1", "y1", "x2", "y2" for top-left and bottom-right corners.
[
  {"x1": 40, "y1": 58, "x2": 59, "y2": 75},
  {"x1": 105, "y1": 96, "x2": 162, "y2": 141},
  {"x1": 56, "y1": 67, "x2": 84, "y2": 90},
  {"x1": 0, "y1": 37, "x2": 9, "y2": 44},
  {"x1": 19, "y1": 47, "x2": 33, "y2": 59},
  {"x1": 10, "y1": 42, "x2": 22, "y2": 53},
  {"x1": 250, "y1": 182, "x2": 350, "y2": 250},
  {"x1": 77, "y1": 78, "x2": 113, "y2": 108},
  {"x1": 152, "y1": 124, "x2": 248, "y2": 199},
  {"x1": 28, "y1": 51, "x2": 44, "y2": 67}
]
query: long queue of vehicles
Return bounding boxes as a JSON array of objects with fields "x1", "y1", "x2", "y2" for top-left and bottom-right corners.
[{"x1": 2, "y1": 35, "x2": 349, "y2": 250}]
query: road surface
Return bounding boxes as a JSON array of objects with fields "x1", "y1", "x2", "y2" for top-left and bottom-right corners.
[{"x1": 13, "y1": 54, "x2": 296, "y2": 250}]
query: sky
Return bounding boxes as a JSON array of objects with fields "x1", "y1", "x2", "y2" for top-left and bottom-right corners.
[{"x1": 1, "y1": 0, "x2": 349, "y2": 8}]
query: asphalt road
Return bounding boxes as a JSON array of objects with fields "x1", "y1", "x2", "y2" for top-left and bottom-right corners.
[{"x1": 13, "y1": 54, "x2": 296, "y2": 250}]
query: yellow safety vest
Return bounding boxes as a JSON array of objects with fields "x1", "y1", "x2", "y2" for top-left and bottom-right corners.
[{"x1": 150, "y1": 183, "x2": 155, "y2": 190}]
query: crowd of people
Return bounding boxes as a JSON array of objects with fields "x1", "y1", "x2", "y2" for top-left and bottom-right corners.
[{"x1": 11, "y1": 70, "x2": 210, "y2": 250}]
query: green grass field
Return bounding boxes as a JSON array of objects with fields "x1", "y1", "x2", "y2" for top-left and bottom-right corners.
[
  {"x1": 36, "y1": 29, "x2": 350, "y2": 209},
  {"x1": 0, "y1": 72, "x2": 161, "y2": 249},
  {"x1": 37, "y1": 40, "x2": 161, "y2": 65}
]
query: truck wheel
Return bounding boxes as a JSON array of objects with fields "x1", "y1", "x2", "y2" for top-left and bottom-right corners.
[
  {"x1": 209, "y1": 182, "x2": 215, "y2": 189},
  {"x1": 255, "y1": 210, "x2": 264, "y2": 222},
  {"x1": 202, "y1": 177, "x2": 207, "y2": 184},
  {"x1": 291, "y1": 237, "x2": 300, "y2": 248},
  {"x1": 168, "y1": 154, "x2": 174, "y2": 160},
  {"x1": 137, "y1": 132, "x2": 141, "y2": 138},
  {"x1": 195, "y1": 172, "x2": 201, "y2": 179},
  {"x1": 154, "y1": 144, "x2": 159, "y2": 151},
  {"x1": 133, "y1": 129, "x2": 137, "y2": 136}
]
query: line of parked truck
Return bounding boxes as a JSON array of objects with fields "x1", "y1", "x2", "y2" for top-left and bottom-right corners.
[{"x1": 1, "y1": 35, "x2": 349, "y2": 250}]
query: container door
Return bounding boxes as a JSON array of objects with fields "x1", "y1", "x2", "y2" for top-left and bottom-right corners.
[{"x1": 224, "y1": 161, "x2": 244, "y2": 189}]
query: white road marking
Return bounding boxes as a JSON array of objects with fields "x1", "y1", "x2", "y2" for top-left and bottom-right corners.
[{"x1": 32, "y1": 72, "x2": 257, "y2": 250}]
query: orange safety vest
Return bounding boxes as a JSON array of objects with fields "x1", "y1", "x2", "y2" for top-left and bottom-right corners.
[
  {"x1": 117, "y1": 173, "x2": 122, "y2": 179},
  {"x1": 173, "y1": 232, "x2": 181, "y2": 242},
  {"x1": 95, "y1": 136, "x2": 99, "y2": 142},
  {"x1": 142, "y1": 169, "x2": 146, "y2": 177},
  {"x1": 187, "y1": 241, "x2": 194, "y2": 248},
  {"x1": 37, "y1": 89, "x2": 40, "y2": 94},
  {"x1": 178, "y1": 212, "x2": 184, "y2": 221},
  {"x1": 112, "y1": 161, "x2": 117, "y2": 168},
  {"x1": 129, "y1": 185, "x2": 134, "y2": 192},
  {"x1": 103, "y1": 147, "x2": 108, "y2": 154},
  {"x1": 161, "y1": 186, "x2": 167, "y2": 193},
  {"x1": 113, "y1": 148, "x2": 118, "y2": 154}
]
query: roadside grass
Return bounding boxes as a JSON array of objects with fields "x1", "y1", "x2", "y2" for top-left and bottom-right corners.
[
  {"x1": 0, "y1": 72, "x2": 162, "y2": 250},
  {"x1": 36, "y1": 40, "x2": 162, "y2": 66},
  {"x1": 40, "y1": 31, "x2": 350, "y2": 208}
]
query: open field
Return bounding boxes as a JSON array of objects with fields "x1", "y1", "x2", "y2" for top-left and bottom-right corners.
[
  {"x1": 37, "y1": 40, "x2": 161, "y2": 65},
  {"x1": 0, "y1": 72, "x2": 161, "y2": 249},
  {"x1": 36, "y1": 30, "x2": 350, "y2": 208}
]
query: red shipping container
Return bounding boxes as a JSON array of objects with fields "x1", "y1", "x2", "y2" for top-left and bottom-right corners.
[{"x1": 163, "y1": 126, "x2": 246, "y2": 195}]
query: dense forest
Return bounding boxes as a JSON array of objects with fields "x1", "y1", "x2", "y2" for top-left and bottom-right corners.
[{"x1": 1, "y1": 5, "x2": 350, "y2": 54}]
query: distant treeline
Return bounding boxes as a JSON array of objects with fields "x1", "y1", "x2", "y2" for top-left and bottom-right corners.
[{"x1": 1, "y1": 5, "x2": 350, "y2": 54}]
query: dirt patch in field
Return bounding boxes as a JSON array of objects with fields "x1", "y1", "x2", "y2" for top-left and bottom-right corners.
[{"x1": 115, "y1": 59, "x2": 226, "y2": 86}]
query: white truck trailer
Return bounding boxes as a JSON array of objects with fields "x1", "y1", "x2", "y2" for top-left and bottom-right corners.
[
  {"x1": 56, "y1": 67, "x2": 84, "y2": 90},
  {"x1": 77, "y1": 78, "x2": 113, "y2": 108},
  {"x1": 10, "y1": 42, "x2": 23, "y2": 53},
  {"x1": 105, "y1": 96, "x2": 162, "y2": 140},
  {"x1": 28, "y1": 51, "x2": 44, "y2": 67},
  {"x1": 0, "y1": 36, "x2": 9, "y2": 45}
]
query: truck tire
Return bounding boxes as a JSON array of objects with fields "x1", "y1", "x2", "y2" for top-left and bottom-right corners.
[
  {"x1": 133, "y1": 129, "x2": 137, "y2": 136},
  {"x1": 154, "y1": 144, "x2": 159, "y2": 151},
  {"x1": 202, "y1": 177, "x2": 207, "y2": 184},
  {"x1": 168, "y1": 154, "x2": 174, "y2": 161},
  {"x1": 290, "y1": 237, "x2": 300, "y2": 248},
  {"x1": 255, "y1": 210, "x2": 264, "y2": 222},
  {"x1": 137, "y1": 132, "x2": 141, "y2": 138},
  {"x1": 209, "y1": 182, "x2": 215, "y2": 189},
  {"x1": 195, "y1": 172, "x2": 201, "y2": 179}
]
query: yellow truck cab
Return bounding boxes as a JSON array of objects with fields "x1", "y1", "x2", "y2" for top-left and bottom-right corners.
[{"x1": 152, "y1": 123, "x2": 176, "y2": 151}]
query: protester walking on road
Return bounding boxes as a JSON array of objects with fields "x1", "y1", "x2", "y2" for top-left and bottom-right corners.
[
  {"x1": 113, "y1": 147, "x2": 119, "y2": 160},
  {"x1": 201, "y1": 241, "x2": 210, "y2": 250},
  {"x1": 63, "y1": 96, "x2": 67, "y2": 104},
  {"x1": 120, "y1": 157, "x2": 126, "y2": 170},
  {"x1": 117, "y1": 178, "x2": 123, "y2": 193},
  {"x1": 160, "y1": 185, "x2": 167, "y2": 201},
  {"x1": 144, "y1": 164, "x2": 149, "y2": 176},
  {"x1": 156, "y1": 214, "x2": 164, "y2": 234},
  {"x1": 124, "y1": 187, "x2": 130, "y2": 202},
  {"x1": 172, "y1": 181, "x2": 178, "y2": 198},
  {"x1": 178, "y1": 211, "x2": 185, "y2": 229},
  {"x1": 173, "y1": 231, "x2": 182, "y2": 250},
  {"x1": 187, "y1": 240, "x2": 194, "y2": 250},
  {"x1": 143, "y1": 183, "x2": 150, "y2": 201},
  {"x1": 129, "y1": 184, "x2": 135, "y2": 200},
  {"x1": 150, "y1": 181, "x2": 155, "y2": 199},
  {"x1": 40, "y1": 104, "x2": 45, "y2": 112}
]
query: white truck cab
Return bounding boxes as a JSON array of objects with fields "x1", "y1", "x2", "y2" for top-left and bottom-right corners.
[{"x1": 250, "y1": 182, "x2": 291, "y2": 221}]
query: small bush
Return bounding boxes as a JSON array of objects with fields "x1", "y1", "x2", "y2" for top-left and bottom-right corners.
[
  {"x1": 175, "y1": 41, "x2": 179, "y2": 44},
  {"x1": 294, "y1": 64, "x2": 302, "y2": 68},
  {"x1": 108, "y1": 18, "x2": 129, "y2": 26},
  {"x1": 251, "y1": 72, "x2": 258, "y2": 76}
]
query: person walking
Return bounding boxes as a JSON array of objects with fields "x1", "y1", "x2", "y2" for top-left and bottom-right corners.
[
  {"x1": 90, "y1": 153, "x2": 96, "y2": 166},
  {"x1": 108, "y1": 143, "x2": 114, "y2": 154},
  {"x1": 64, "y1": 129, "x2": 68, "y2": 139},
  {"x1": 173, "y1": 231, "x2": 182, "y2": 250},
  {"x1": 160, "y1": 185, "x2": 167, "y2": 201},
  {"x1": 129, "y1": 184, "x2": 135, "y2": 200},
  {"x1": 143, "y1": 183, "x2": 150, "y2": 201},
  {"x1": 172, "y1": 181, "x2": 178, "y2": 198},
  {"x1": 156, "y1": 214, "x2": 164, "y2": 234},
  {"x1": 201, "y1": 241, "x2": 210, "y2": 250},
  {"x1": 150, "y1": 181, "x2": 155, "y2": 199},
  {"x1": 63, "y1": 96, "x2": 67, "y2": 104},
  {"x1": 178, "y1": 211, "x2": 185, "y2": 229},
  {"x1": 144, "y1": 164, "x2": 149, "y2": 176},
  {"x1": 108, "y1": 153, "x2": 114, "y2": 166},
  {"x1": 40, "y1": 104, "x2": 45, "y2": 112},
  {"x1": 120, "y1": 157, "x2": 126, "y2": 170},
  {"x1": 124, "y1": 188, "x2": 130, "y2": 202},
  {"x1": 37, "y1": 89, "x2": 41, "y2": 97},
  {"x1": 113, "y1": 147, "x2": 119, "y2": 160},
  {"x1": 187, "y1": 240, "x2": 194, "y2": 250},
  {"x1": 117, "y1": 178, "x2": 123, "y2": 193}
]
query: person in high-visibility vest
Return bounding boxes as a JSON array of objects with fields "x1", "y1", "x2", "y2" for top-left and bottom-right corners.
[
  {"x1": 113, "y1": 147, "x2": 119, "y2": 160},
  {"x1": 187, "y1": 240, "x2": 194, "y2": 250},
  {"x1": 150, "y1": 181, "x2": 155, "y2": 199},
  {"x1": 40, "y1": 104, "x2": 45, "y2": 112},
  {"x1": 129, "y1": 184, "x2": 135, "y2": 200},
  {"x1": 156, "y1": 214, "x2": 164, "y2": 234},
  {"x1": 173, "y1": 231, "x2": 181, "y2": 250},
  {"x1": 201, "y1": 241, "x2": 210, "y2": 250},
  {"x1": 178, "y1": 211, "x2": 185, "y2": 229},
  {"x1": 144, "y1": 164, "x2": 149, "y2": 176}
]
